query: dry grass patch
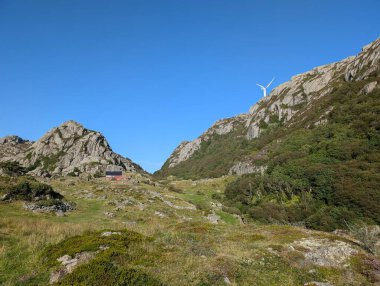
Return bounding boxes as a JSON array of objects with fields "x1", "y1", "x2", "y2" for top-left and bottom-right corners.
[{"x1": 0, "y1": 244, "x2": 5, "y2": 256}]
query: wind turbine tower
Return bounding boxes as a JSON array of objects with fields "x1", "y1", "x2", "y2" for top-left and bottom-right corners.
[{"x1": 256, "y1": 78, "x2": 275, "y2": 97}]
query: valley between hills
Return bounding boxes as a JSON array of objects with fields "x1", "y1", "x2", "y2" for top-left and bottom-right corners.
[{"x1": 0, "y1": 38, "x2": 379, "y2": 286}]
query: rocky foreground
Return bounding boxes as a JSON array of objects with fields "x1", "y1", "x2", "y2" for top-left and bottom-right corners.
[{"x1": 0, "y1": 175, "x2": 379, "y2": 285}]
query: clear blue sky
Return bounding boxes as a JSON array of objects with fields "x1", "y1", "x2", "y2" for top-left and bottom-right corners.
[{"x1": 0, "y1": 0, "x2": 379, "y2": 172}]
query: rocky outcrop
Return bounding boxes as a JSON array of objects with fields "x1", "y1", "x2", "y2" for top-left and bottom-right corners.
[
  {"x1": 0, "y1": 136, "x2": 32, "y2": 162},
  {"x1": 344, "y1": 39, "x2": 380, "y2": 82},
  {"x1": 361, "y1": 81, "x2": 378, "y2": 95},
  {"x1": 0, "y1": 121, "x2": 144, "y2": 177},
  {"x1": 50, "y1": 252, "x2": 96, "y2": 284},
  {"x1": 165, "y1": 115, "x2": 248, "y2": 168},
  {"x1": 291, "y1": 238, "x2": 358, "y2": 268},
  {"x1": 245, "y1": 38, "x2": 379, "y2": 140},
  {"x1": 228, "y1": 161, "x2": 266, "y2": 176},
  {"x1": 168, "y1": 139, "x2": 202, "y2": 168},
  {"x1": 160, "y1": 38, "x2": 380, "y2": 175},
  {"x1": 206, "y1": 211, "x2": 220, "y2": 224},
  {"x1": 24, "y1": 201, "x2": 75, "y2": 214}
]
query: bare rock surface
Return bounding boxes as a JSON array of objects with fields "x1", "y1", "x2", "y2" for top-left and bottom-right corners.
[
  {"x1": 206, "y1": 211, "x2": 220, "y2": 224},
  {"x1": 101, "y1": 231, "x2": 121, "y2": 237},
  {"x1": 24, "y1": 201, "x2": 75, "y2": 213},
  {"x1": 361, "y1": 81, "x2": 378, "y2": 95},
  {"x1": 0, "y1": 120, "x2": 144, "y2": 177},
  {"x1": 0, "y1": 135, "x2": 32, "y2": 162},
  {"x1": 304, "y1": 282, "x2": 334, "y2": 286},
  {"x1": 147, "y1": 190, "x2": 196, "y2": 210},
  {"x1": 291, "y1": 238, "x2": 358, "y2": 268},
  {"x1": 50, "y1": 252, "x2": 96, "y2": 284},
  {"x1": 229, "y1": 161, "x2": 266, "y2": 175}
]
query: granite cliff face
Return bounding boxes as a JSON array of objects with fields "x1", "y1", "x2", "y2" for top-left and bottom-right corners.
[
  {"x1": 0, "y1": 121, "x2": 143, "y2": 177},
  {"x1": 158, "y1": 38, "x2": 380, "y2": 178}
]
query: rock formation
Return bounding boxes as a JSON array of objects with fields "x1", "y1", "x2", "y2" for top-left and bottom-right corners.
[
  {"x1": 0, "y1": 135, "x2": 32, "y2": 162},
  {"x1": 0, "y1": 120, "x2": 144, "y2": 177}
]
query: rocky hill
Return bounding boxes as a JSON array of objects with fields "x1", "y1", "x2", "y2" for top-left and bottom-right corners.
[
  {"x1": 0, "y1": 135, "x2": 33, "y2": 162},
  {"x1": 0, "y1": 120, "x2": 144, "y2": 177},
  {"x1": 156, "y1": 38, "x2": 380, "y2": 179}
]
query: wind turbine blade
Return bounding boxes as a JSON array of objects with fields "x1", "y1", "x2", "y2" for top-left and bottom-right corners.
[
  {"x1": 256, "y1": 83, "x2": 265, "y2": 89},
  {"x1": 266, "y1": 77, "x2": 275, "y2": 88}
]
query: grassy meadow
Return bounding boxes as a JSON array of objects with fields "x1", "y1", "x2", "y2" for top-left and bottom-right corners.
[{"x1": 0, "y1": 174, "x2": 378, "y2": 285}]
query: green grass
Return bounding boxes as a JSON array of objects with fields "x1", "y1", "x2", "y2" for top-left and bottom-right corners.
[
  {"x1": 0, "y1": 176, "x2": 377, "y2": 285},
  {"x1": 215, "y1": 210, "x2": 237, "y2": 224}
]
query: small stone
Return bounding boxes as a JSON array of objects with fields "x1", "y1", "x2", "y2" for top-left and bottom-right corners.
[
  {"x1": 304, "y1": 282, "x2": 333, "y2": 286},
  {"x1": 104, "y1": 212, "x2": 115, "y2": 218},
  {"x1": 206, "y1": 212, "x2": 220, "y2": 224},
  {"x1": 50, "y1": 269, "x2": 67, "y2": 284},
  {"x1": 223, "y1": 276, "x2": 231, "y2": 285},
  {"x1": 57, "y1": 255, "x2": 72, "y2": 263},
  {"x1": 154, "y1": 211, "x2": 167, "y2": 218},
  {"x1": 101, "y1": 231, "x2": 121, "y2": 237},
  {"x1": 99, "y1": 245, "x2": 109, "y2": 251},
  {"x1": 55, "y1": 210, "x2": 64, "y2": 216}
]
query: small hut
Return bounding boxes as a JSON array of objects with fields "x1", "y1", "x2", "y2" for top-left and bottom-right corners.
[{"x1": 105, "y1": 165, "x2": 123, "y2": 180}]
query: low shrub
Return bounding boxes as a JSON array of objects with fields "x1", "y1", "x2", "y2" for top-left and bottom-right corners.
[
  {"x1": 168, "y1": 184, "x2": 184, "y2": 193},
  {"x1": 0, "y1": 161, "x2": 26, "y2": 177},
  {"x1": 0, "y1": 177, "x2": 63, "y2": 202},
  {"x1": 221, "y1": 206, "x2": 241, "y2": 215}
]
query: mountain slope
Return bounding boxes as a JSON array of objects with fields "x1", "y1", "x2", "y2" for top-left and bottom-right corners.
[
  {"x1": 156, "y1": 38, "x2": 380, "y2": 179},
  {"x1": 155, "y1": 38, "x2": 380, "y2": 230},
  {"x1": 0, "y1": 120, "x2": 144, "y2": 177}
]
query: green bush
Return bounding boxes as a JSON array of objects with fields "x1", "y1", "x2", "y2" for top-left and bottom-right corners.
[
  {"x1": 0, "y1": 161, "x2": 26, "y2": 177},
  {"x1": 221, "y1": 205, "x2": 241, "y2": 215},
  {"x1": 168, "y1": 184, "x2": 184, "y2": 193},
  {"x1": 304, "y1": 206, "x2": 356, "y2": 231},
  {"x1": 0, "y1": 177, "x2": 63, "y2": 201},
  {"x1": 248, "y1": 201, "x2": 288, "y2": 223},
  {"x1": 211, "y1": 193, "x2": 222, "y2": 200}
]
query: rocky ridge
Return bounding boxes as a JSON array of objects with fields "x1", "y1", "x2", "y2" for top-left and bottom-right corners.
[
  {"x1": 0, "y1": 136, "x2": 33, "y2": 162},
  {"x1": 160, "y1": 38, "x2": 380, "y2": 176},
  {"x1": 0, "y1": 120, "x2": 143, "y2": 177}
]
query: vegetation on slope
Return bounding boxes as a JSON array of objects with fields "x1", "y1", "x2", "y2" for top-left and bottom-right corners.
[
  {"x1": 156, "y1": 71, "x2": 380, "y2": 232},
  {"x1": 0, "y1": 176, "x2": 378, "y2": 285},
  {"x1": 224, "y1": 79, "x2": 380, "y2": 231},
  {"x1": 0, "y1": 161, "x2": 27, "y2": 177},
  {"x1": 0, "y1": 176, "x2": 63, "y2": 202},
  {"x1": 156, "y1": 121, "x2": 251, "y2": 179}
]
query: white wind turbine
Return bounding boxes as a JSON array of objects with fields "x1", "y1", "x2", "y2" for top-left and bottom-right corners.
[{"x1": 256, "y1": 77, "x2": 275, "y2": 97}]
